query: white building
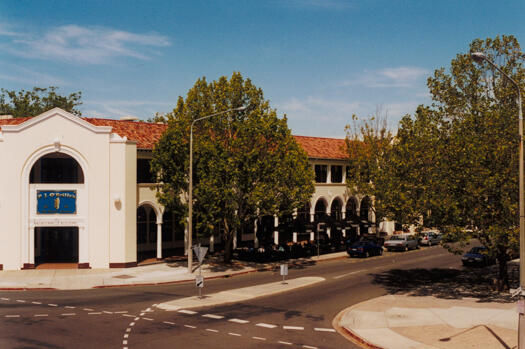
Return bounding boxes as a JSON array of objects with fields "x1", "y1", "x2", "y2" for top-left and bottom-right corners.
[{"x1": 0, "y1": 108, "x2": 391, "y2": 271}]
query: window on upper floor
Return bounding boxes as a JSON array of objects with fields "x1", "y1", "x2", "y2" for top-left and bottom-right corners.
[
  {"x1": 331, "y1": 165, "x2": 343, "y2": 183},
  {"x1": 137, "y1": 158, "x2": 155, "y2": 183},
  {"x1": 314, "y1": 164, "x2": 327, "y2": 183}
]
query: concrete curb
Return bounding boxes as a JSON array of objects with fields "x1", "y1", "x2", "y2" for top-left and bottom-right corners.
[{"x1": 333, "y1": 303, "x2": 384, "y2": 349}]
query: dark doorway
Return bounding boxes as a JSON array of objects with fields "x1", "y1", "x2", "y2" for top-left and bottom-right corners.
[{"x1": 35, "y1": 227, "x2": 79, "y2": 264}]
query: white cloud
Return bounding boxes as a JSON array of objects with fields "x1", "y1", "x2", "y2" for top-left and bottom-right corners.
[
  {"x1": 83, "y1": 99, "x2": 173, "y2": 119},
  {"x1": 2, "y1": 24, "x2": 170, "y2": 64},
  {"x1": 343, "y1": 66, "x2": 429, "y2": 88},
  {"x1": 0, "y1": 64, "x2": 67, "y2": 86}
]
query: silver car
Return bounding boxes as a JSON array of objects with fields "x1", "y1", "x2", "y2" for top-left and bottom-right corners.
[
  {"x1": 418, "y1": 231, "x2": 441, "y2": 246},
  {"x1": 384, "y1": 234, "x2": 419, "y2": 251}
]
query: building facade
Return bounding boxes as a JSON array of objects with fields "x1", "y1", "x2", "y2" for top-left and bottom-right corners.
[{"x1": 0, "y1": 108, "x2": 391, "y2": 271}]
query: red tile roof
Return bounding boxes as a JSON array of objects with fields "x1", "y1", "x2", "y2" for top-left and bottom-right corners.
[{"x1": 0, "y1": 116, "x2": 348, "y2": 160}]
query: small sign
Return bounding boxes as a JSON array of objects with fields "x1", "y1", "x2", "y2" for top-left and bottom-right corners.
[
  {"x1": 193, "y1": 245, "x2": 208, "y2": 264},
  {"x1": 37, "y1": 190, "x2": 77, "y2": 214},
  {"x1": 196, "y1": 275, "x2": 204, "y2": 288},
  {"x1": 280, "y1": 264, "x2": 288, "y2": 276}
]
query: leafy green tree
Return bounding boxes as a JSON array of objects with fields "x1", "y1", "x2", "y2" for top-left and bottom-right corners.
[
  {"x1": 389, "y1": 35, "x2": 523, "y2": 290},
  {"x1": 152, "y1": 73, "x2": 314, "y2": 262},
  {"x1": 0, "y1": 86, "x2": 82, "y2": 117},
  {"x1": 345, "y1": 108, "x2": 395, "y2": 234}
]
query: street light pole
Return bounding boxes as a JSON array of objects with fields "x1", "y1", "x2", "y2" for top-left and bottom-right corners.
[
  {"x1": 187, "y1": 106, "x2": 246, "y2": 273},
  {"x1": 471, "y1": 52, "x2": 524, "y2": 349}
]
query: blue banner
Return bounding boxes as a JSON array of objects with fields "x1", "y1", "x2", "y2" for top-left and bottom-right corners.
[{"x1": 37, "y1": 190, "x2": 77, "y2": 214}]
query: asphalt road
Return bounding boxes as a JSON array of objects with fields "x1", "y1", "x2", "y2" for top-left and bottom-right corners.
[{"x1": 0, "y1": 246, "x2": 461, "y2": 349}]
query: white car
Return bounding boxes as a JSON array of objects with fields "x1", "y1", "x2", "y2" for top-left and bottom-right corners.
[
  {"x1": 384, "y1": 234, "x2": 419, "y2": 251},
  {"x1": 418, "y1": 231, "x2": 441, "y2": 246}
]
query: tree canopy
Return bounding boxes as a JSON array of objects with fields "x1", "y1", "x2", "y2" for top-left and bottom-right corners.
[
  {"x1": 0, "y1": 86, "x2": 82, "y2": 117},
  {"x1": 151, "y1": 72, "x2": 315, "y2": 261}
]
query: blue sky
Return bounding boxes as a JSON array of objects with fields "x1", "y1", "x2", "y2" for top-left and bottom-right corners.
[{"x1": 1, "y1": 0, "x2": 524, "y2": 138}]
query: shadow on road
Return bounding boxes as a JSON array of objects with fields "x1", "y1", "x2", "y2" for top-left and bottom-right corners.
[{"x1": 370, "y1": 264, "x2": 519, "y2": 303}]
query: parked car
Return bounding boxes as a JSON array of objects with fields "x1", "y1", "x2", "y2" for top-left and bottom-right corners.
[
  {"x1": 418, "y1": 231, "x2": 441, "y2": 246},
  {"x1": 384, "y1": 234, "x2": 419, "y2": 251},
  {"x1": 346, "y1": 240, "x2": 383, "y2": 258},
  {"x1": 461, "y1": 246, "x2": 495, "y2": 267}
]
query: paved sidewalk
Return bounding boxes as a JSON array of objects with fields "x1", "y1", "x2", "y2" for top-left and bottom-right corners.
[
  {"x1": 0, "y1": 251, "x2": 347, "y2": 290},
  {"x1": 336, "y1": 294, "x2": 518, "y2": 349}
]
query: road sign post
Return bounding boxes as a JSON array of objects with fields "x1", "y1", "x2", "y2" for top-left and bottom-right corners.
[
  {"x1": 280, "y1": 263, "x2": 288, "y2": 284},
  {"x1": 193, "y1": 244, "x2": 208, "y2": 298},
  {"x1": 196, "y1": 275, "x2": 204, "y2": 298}
]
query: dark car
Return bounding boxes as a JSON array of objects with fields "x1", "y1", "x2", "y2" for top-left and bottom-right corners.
[
  {"x1": 462, "y1": 246, "x2": 494, "y2": 267},
  {"x1": 346, "y1": 240, "x2": 383, "y2": 258}
]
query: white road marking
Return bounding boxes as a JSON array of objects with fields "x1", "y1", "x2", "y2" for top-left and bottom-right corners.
[
  {"x1": 61, "y1": 313, "x2": 76, "y2": 316},
  {"x1": 253, "y1": 337, "x2": 266, "y2": 341},
  {"x1": 134, "y1": 317, "x2": 140, "y2": 321},
  {"x1": 142, "y1": 317, "x2": 153, "y2": 321},
  {"x1": 202, "y1": 314, "x2": 224, "y2": 319},
  {"x1": 140, "y1": 312, "x2": 145, "y2": 316},
  {"x1": 314, "y1": 328, "x2": 336, "y2": 332},
  {"x1": 283, "y1": 326, "x2": 304, "y2": 330},
  {"x1": 16, "y1": 300, "x2": 26, "y2": 303},
  {"x1": 103, "y1": 311, "x2": 113, "y2": 314},
  {"x1": 5, "y1": 315, "x2": 20, "y2": 318},
  {"x1": 122, "y1": 314, "x2": 135, "y2": 318},
  {"x1": 278, "y1": 341, "x2": 293, "y2": 345},
  {"x1": 1, "y1": 297, "x2": 10, "y2": 300},
  {"x1": 163, "y1": 321, "x2": 175, "y2": 325},
  {"x1": 228, "y1": 332, "x2": 241, "y2": 337},
  {"x1": 124, "y1": 334, "x2": 129, "y2": 338},
  {"x1": 123, "y1": 340, "x2": 127, "y2": 345},
  {"x1": 34, "y1": 314, "x2": 48, "y2": 317},
  {"x1": 206, "y1": 329, "x2": 219, "y2": 333},
  {"x1": 184, "y1": 325, "x2": 196, "y2": 329},
  {"x1": 48, "y1": 304, "x2": 58, "y2": 307},
  {"x1": 178, "y1": 309, "x2": 197, "y2": 315},
  {"x1": 256, "y1": 323, "x2": 277, "y2": 329},
  {"x1": 32, "y1": 301, "x2": 42, "y2": 305},
  {"x1": 89, "y1": 312, "x2": 102, "y2": 315},
  {"x1": 303, "y1": 346, "x2": 318, "y2": 349},
  {"x1": 114, "y1": 311, "x2": 128, "y2": 314},
  {"x1": 126, "y1": 328, "x2": 131, "y2": 332},
  {"x1": 65, "y1": 306, "x2": 75, "y2": 309},
  {"x1": 229, "y1": 318, "x2": 249, "y2": 324},
  {"x1": 83, "y1": 308, "x2": 94, "y2": 311},
  {"x1": 334, "y1": 271, "x2": 361, "y2": 279},
  {"x1": 130, "y1": 322, "x2": 135, "y2": 326}
]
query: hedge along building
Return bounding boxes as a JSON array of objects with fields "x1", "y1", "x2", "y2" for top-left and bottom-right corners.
[{"x1": 0, "y1": 108, "x2": 391, "y2": 271}]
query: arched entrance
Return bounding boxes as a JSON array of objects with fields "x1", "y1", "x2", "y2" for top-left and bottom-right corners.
[
  {"x1": 360, "y1": 196, "x2": 372, "y2": 235},
  {"x1": 30, "y1": 152, "x2": 85, "y2": 268},
  {"x1": 137, "y1": 204, "x2": 159, "y2": 263}
]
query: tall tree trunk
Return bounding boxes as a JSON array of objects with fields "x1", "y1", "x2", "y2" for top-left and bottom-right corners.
[
  {"x1": 497, "y1": 253, "x2": 509, "y2": 292},
  {"x1": 223, "y1": 219, "x2": 234, "y2": 263}
]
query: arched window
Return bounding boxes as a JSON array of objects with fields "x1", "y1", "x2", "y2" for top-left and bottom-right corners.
[
  {"x1": 360, "y1": 197, "x2": 371, "y2": 221},
  {"x1": 314, "y1": 199, "x2": 327, "y2": 221},
  {"x1": 346, "y1": 198, "x2": 358, "y2": 220},
  {"x1": 30, "y1": 153, "x2": 84, "y2": 183},
  {"x1": 297, "y1": 202, "x2": 311, "y2": 222},
  {"x1": 137, "y1": 206, "x2": 148, "y2": 244},
  {"x1": 330, "y1": 198, "x2": 342, "y2": 221}
]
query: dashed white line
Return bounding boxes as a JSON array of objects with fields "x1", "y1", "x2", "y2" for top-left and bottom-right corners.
[
  {"x1": 184, "y1": 325, "x2": 196, "y2": 329},
  {"x1": 278, "y1": 341, "x2": 293, "y2": 345},
  {"x1": 34, "y1": 314, "x2": 48, "y2": 317},
  {"x1": 163, "y1": 321, "x2": 175, "y2": 325},
  {"x1": 65, "y1": 306, "x2": 75, "y2": 309},
  {"x1": 1, "y1": 297, "x2": 10, "y2": 300},
  {"x1": 283, "y1": 326, "x2": 304, "y2": 330},
  {"x1": 5, "y1": 315, "x2": 20, "y2": 318},
  {"x1": 114, "y1": 311, "x2": 128, "y2": 314},
  {"x1": 32, "y1": 301, "x2": 42, "y2": 305},
  {"x1": 206, "y1": 329, "x2": 219, "y2": 333},
  {"x1": 61, "y1": 313, "x2": 76, "y2": 316},
  {"x1": 126, "y1": 328, "x2": 131, "y2": 332},
  {"x1": 134, "y1": 317, "x2": 140, "y2": 321},
  {"x1": 83, "y1": 308, "x2": 94, "y2": 311},
  {"x1": 253, "y1": 337, "x2": 266, "y2": 341},
  {"x1": 48, "y1": 304, "x2": 58, "y2": 307},
  {"x1": 229, "y1": 318, "x2": 249, "y2": 324},
  {"x1": 123, "y1": 334, "x2": 129, "y2": 339},
  {"x1": 130, "y1": 322, "x2": 135, "y2": 327},
  {"x1": 122, "y1": 314, "x2": 135, "y2": 318},
  {"x1": 142, "y1": 317, "x2": 153, "y2": 321},
  {"x1": 103, "y1": 311, "x2": 113, "y2": 314},
  {"x1": 314, "y1": 328, "x2": 336, "y2": 332},
  {"x1": 16, "y1": 300, "x2": 26, "y2": 303},
  {"x1": 228, "y1": 332, "x2": 241, "y2": 337},
  {"x1": 302, "y1": 345, "x2": 318, "y2": 349},
  {"x1": 123, "y1": 340, "x2": 128, "y2": 345},
  {"x1": 256, "y1": 323, "x2": 277, "y2": 329},
  {"x1": 140, "y1": 312, "x2": 145, "y2": 316},
  {"x1": 178, "y1": 309, "x2": 197, "y2": 315},
  {"x1": 202, "y1": 314, "x2": 224, "y2": 319},
  {"x1": 88, "y1": 312, "x2": 102, "y2": 315}
]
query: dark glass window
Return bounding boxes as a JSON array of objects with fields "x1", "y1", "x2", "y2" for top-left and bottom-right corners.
[
  {"x1": 331, "y1": 165, "x2": 343, "y2": 183},
  {"x1": 162, "y1": 210, "x2": 173, "y2": 242},
  {"x1": 30, "y1": 153, "x2": 84, "y2": 183},
  {"x1": 314, "y1": 200, "x2": 327, "y2": 221},
  {"x1": 137, "y1": 206, "x2": 147, "y2": 244},
  {"x1": 137, "y1": 159, "x2": 155, "y2": 183},
  {"x1": 314, "y1": 165, "x2": 327, "y2": 183},
  {"x1": 331, "y1": 199, "x2": 342, "y2": 220}
]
